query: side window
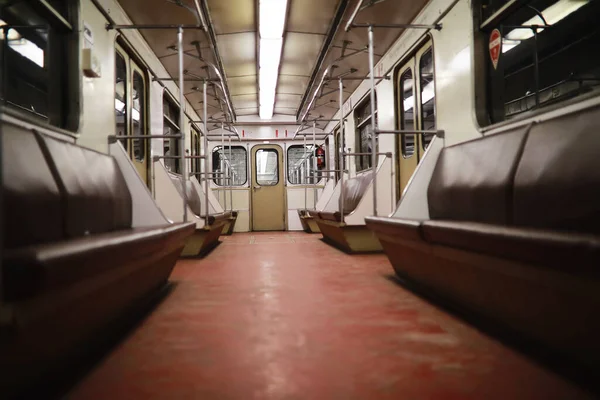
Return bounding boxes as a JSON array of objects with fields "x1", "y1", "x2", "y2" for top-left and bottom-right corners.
[
  {"x1": 212, "y1": 146, "x2": 248, "y2": 186},
  {"x1": 288, "y1": 145, "x2": 322, "y2": 185},
  {"x1": 191, "y1": 125, "x2": 201, "y2": 175},
  {"x1": 419, "y1": 47, "x2": 435, "y2": 150},
  {"x1": 399, "y1": 68, "x2": 415, "y2": 158},
  {"x1": 255, "y1": 149, "x2": 279, "y2": 186},
  {"x1": 132, "y1": 70, "x2": 146, "y2": 162},
  {"x1": 355, "y1": 96, "x2": 378, "y2": 172},
  {"x1": 481, "y1": 0, "x2": 600, "y2": 124},
  {"x1": 163, "y1": 93, "x2": 181, "y2": 173},
  {"x1": 115, "y1": 52, "x2": 127, "y2": 150},
  {"x1": 0, "y1": 1, "x2": 78, "y2": 129}
]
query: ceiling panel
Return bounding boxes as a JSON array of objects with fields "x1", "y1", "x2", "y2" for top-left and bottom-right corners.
[
  {"x1": 228, "y1": 75, "x2": 258, "y2": 96},
  {"x1": 236, "y1": 107, "x2": 259, "y2": 116},
  {"x1": 287, "y1": 0, "x2": 339, "y2": 34},
  {"x1": 206, "y1": 0, "x2": 255, "y2": 34},
  {"x1": 274, "y1": 93, "x2": 303, "y2": 109},
  {"x1": 277, "y1": 75, "x2": 309, "y2": 96},
  {"x1": 231, "y1": 93, "x2": 258, "y2": 109},
  {"x1": 217, "y1": 32, "x2": 257, "y2": 77},
  {"x1": 279, "y1": 33, "x2": 324, "y2": 76}
]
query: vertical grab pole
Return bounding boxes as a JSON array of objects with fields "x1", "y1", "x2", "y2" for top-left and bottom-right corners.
[
  {"x1": 368, "y1": 25, "x2": 377, "y2": 217},
  {"x1": 178, "y1": 27, "x2": 188, "y2": 222},
  {"x1": 303, "y1": 132, "x2": 307, "y2": 212},
  {"x1": 338, "y1": 77, "x2": 345, "y2": 224},
  {"x1": 203, "y1": 80, "x2": 209, "y2": 225},
  {"x1": 229, "y1": 134, "x2": 233, "y2": 211},
  {"x1": 313, "y1": 121, "x2": 317, "y2": 210},
  {"x1": 221, "y1": 123, "x2": 226, "y2": 210}
]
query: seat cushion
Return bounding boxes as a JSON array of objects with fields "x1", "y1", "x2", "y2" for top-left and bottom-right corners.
[
  {"x1": 3, "y1": 223, "x2": 195, "y2": 302},
  {"x1": 428, "y1": 125, "x2": 530, "y2": 224},
  {"x1": 318, "y1": 211, "x2": 342, "y2": 222},
  {"x1": 365, "y1": 216, "x2": 424, "y2": 242},
  {"x1": 422, "y1": 220, "x2": 600, "y2": 274},
  {"x1": 38, "y1": 134, "x2": 132, "y2": 237},
  {"x1": 513, "y1": 105, "x2": 600, "y2": 235},
  {"x1": 2, "y1": 128, "x2": 63, "y2": 249}
]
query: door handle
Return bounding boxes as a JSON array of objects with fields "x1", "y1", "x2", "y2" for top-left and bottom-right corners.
[{"x1": 253, "y1": 185, "x2": 261, "y2": 190}]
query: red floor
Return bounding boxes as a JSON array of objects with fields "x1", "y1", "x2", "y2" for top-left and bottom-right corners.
[{"x1": 69, "y1": 232, "x2": 592, "y2": 399}]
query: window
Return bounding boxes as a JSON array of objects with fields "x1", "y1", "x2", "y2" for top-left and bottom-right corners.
[
  {"x1": 481, "y1": 0, "x2": 600, "y2": 124},
  {"x1": 163, "y1": 93, "x2": 181, "y2": 173},
  {"x1": 420, "y1": 48, "x2": 436, "y2": 149},
  {"x1": 355, "y1": 96, "x2": 378, "y2": 172},
  {"x1": 115, "y1": 52, "x2": 127, "y2": 150},
  {"x1": 0, "y1": 1, "x2": 78, "y2": 129},
  {"x1": 255, "y1": 149, "x2": 279, "y2": 186},
  {"x1": 191, "y1": 125, "x2": 201, "y2": 175},
  {"x1": 399, "y1": 68, "x2": 415, "y2": 158},
  {"x1": 212, "y1": 146, "x2": 247, "y2": 186},
  {"x1": 333, "y1": 126, "x2": 341, "y2": 180},
  {"x1": 287, "y1": 145, "x2": 322, "y2": 184}
]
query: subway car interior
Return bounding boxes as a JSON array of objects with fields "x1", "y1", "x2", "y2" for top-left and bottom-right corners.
[{"x1": 1, "y1": 0, "x2": 600, "y2": 398}]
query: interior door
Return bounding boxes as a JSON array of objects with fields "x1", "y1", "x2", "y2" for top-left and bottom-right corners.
[
  {"x1": 251, "y1": 145, "x2": 285, "y2": 231},
  {"x1": 395, "y1": 39, "x2": 435, "y2": 201},
  {"x1": 114, "y1": 43, "x2": 150, "y2": 187},
  {"x1": 396, "y1": 63, "x2": 418, "y2": 200}
]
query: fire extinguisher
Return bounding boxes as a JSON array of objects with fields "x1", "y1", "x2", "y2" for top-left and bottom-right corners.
[{"x1": 315, "y1": 146, "x2": 326, "y2": 170}]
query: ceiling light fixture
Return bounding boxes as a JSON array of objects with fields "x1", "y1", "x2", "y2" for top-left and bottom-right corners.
[{"x1": 259, "y1": 0, "x2": 288, "y2": 119}]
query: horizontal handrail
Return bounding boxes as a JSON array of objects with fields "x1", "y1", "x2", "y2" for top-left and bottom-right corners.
[{"x1": 108, "y1": 134, "x2": 182, "y2": 144}]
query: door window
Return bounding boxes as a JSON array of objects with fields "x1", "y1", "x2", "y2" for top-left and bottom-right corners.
[
  {"x1": 256, "y1": 149, "x2": 279, "y2": 186},
  {"x1": 400, "y1": 68, "x2": 415, "y2": 158}
]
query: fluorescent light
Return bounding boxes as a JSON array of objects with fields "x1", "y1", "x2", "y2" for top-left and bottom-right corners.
[
  {"x1": 258, "y1": 0, "x2": 288, "y2": 120},
  {"x1": 259, "y1": 0, "x2": 287, "y2": 39}
]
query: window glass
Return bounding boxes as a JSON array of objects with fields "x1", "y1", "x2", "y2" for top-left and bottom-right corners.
[
  {"x1": 212, "y1": 146, "x2": 247, "y2": 186},
  {"x1": 419, "y1": 48, "x2": 436, "y2": 150},
  {"x1": 400, "y1": 68, "x2": 415, "y2": 158},
  {"x1": 288, "y1": 145, "x2": 322, "y2": 184},
  {"x1": 163, "y1": 94, "x2": 180, "y2": 173},
  {"x1": 115, "y1": 51, "x2": 127, "y2": 150},
  {"x1": 484, "y1": 0, "x2": 600, "y2": 123},
  {"x1": 0, "y1": 1, "x2": 73, "y2": 127},
  {"x1": 256, "y1": 149, "x2": 279, "y2": 186},
  {"x1": 132, "y1": 70, "x2": 145, "y2": 162},
  {"x1": 355, "y1": 96, "x2": 378, "y2": 171},
  {"x1": 191, "y1": 126, "x2": 201, "y2": 175}
]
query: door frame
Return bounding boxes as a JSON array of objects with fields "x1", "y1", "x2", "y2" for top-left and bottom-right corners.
[{"x1": 250, "y1": 144, "x2": 287, "y2": 231}]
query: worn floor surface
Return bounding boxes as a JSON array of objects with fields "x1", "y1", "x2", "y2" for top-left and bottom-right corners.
[{"x1": 69, "y1": 232, "x2": 593, "y2": 399}]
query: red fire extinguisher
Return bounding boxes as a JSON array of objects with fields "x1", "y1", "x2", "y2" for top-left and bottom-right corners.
[{"x1": 315, "y1": 146, "x2": 326, "y2": 169}]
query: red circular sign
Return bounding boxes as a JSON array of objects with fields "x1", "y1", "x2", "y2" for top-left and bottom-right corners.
[{"x1": 489, "y1": 29, "x2": 501, "y2": 70}]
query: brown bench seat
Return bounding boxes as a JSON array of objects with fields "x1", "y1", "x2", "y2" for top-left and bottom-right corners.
[
  {"x1": 3, "y1": 224, "x2": 192, "y2": 303},
  {"x1": 366, "y1": 104, "x2": 600, "y2": 373},
  {"x1": 314, "y1": 170, "x2": 381, "y2": 252},
  {"x1": 1, "y1": 126, "x2": 194, "y2": 395}
]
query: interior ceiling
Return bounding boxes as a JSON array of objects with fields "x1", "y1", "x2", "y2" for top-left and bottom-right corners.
[{"x1": 118, "y1": 0, "x2": 430, "y2": 130}]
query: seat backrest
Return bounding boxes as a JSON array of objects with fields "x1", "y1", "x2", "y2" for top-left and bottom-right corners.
[
  {"x1": 427, "y1": 125, "x2": 530, "y2": 224},
  {"x1": 2, "y1": 128, "x2": 63, "y2": 249},
  {"x1": 342, "y1": 171, "x2": 374, "y2": 214},
  {"x1": 513, "y1": 105, "x2": 600, "y2": 234},
  {"x1": 38, "y1": 133, "x2": 132, "y2": 238},
  {"x1": 169, "y1": 173, "x2": 203, "y2": 216}
]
